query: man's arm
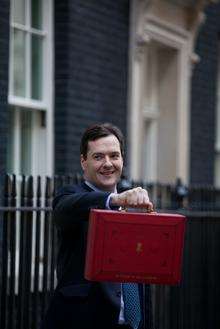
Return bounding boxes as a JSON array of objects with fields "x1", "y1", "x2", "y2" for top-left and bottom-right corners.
[
  {"x1": 53, "y1": 185, "x2": 154, "y2": 232},
  {"x1": 53, "y1": 186, "x2": 111, "y2": 231}
]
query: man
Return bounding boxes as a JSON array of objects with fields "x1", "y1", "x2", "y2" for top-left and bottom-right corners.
[{"x1": 42, "y1": 123, "x2": 153, "y2": 329}]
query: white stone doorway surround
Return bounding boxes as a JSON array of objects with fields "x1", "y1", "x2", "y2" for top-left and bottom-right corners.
[{"x1": 128, "y1": 0, "x2": 206, "y2": 184}]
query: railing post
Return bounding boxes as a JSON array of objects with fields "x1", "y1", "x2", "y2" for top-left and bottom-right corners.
[
  {"x1": 8, "y1": 174, "x2": 17, "y2": 329},
  {"x1": 0, "y1": 174, "x2": 11, "y2": 329},
  {"x1": 41, "y1": 176, "x2": 53, "y2": 322},
  {"x1": 33, "y1": 175, "x2": 42, "y2": 329}
]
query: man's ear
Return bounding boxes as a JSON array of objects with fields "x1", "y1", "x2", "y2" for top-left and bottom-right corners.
[{"x1": 80, "y1": 154, "x2": 86, "y2": 171}]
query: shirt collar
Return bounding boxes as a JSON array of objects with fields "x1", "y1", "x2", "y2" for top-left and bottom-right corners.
[{"x1": 84, "y1": 180, "x2": 117, "y2": 193}]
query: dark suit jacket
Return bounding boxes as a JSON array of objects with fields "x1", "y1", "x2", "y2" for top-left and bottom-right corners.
[{"x1": 41, "y1": 182, "x2": 123, "y2": 329}]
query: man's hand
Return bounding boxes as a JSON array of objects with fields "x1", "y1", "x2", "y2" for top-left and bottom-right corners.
[{"x1": 110, "y1": 187, "x2": 154, "y2": 212}]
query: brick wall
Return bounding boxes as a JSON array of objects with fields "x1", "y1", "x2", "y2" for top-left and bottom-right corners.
[
  {"x1": 0, "y1": 0, "x2": 10, "y2": 202},
  {"x1": 54, "y1": 0, "x2": 129, "y2": 175},
  {"x1": 190, "y1": 3, "x2": 220, "y2": 184}
]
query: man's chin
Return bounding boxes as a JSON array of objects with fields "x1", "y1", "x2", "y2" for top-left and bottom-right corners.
[{"x1": 98, "y1": 180, "x2": 117, "y2": 192}]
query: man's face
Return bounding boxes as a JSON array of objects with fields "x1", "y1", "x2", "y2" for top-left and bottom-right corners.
[{"x1": 81, "y1": 135, "x2": 123, "y2": 192}]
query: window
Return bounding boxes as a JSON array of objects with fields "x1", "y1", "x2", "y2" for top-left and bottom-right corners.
[{"x1": 8, "y1": 0, "x2": 53, "y2": 175}]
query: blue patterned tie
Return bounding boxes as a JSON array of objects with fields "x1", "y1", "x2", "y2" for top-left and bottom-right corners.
[{"x1": 122, "y1": 283, "x2": 141, "y2": 329}]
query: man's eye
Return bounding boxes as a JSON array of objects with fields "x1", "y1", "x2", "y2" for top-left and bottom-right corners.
[
  {"x1": 94, "y1": 155, "x2": 102, "y2": 160},
  {"x1": 111, "y1": 154, "x2": 120, "y2": 159}
]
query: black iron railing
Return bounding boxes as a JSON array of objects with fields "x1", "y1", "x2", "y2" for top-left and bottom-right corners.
[{"x1": 1, "y1": 174, "x2": 220, "y2": 329}]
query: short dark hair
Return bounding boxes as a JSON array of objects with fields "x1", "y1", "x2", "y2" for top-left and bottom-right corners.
[{"x1": 80, "y1": 123, "x2": 124, "y2": 158}]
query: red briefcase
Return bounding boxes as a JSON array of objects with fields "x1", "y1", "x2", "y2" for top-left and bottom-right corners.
[{"x1": 84, "y1": 209, "x2": 186, "y2": 285}]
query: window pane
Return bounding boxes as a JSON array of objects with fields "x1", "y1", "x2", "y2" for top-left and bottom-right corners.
[
  {"x1": 12, "y1": 0, "x2": 26, "y2": 25},
  {"x1": 33, "y1": 111, "x2": 47, "y2": 175},
  {"x1": 31, "y1": 34, "x2": 43, "y2": 100},
  {"x1": 12, "y1": 29, "x2": 26, "y2": 97},
  {"x1": 20, "y1": 110, "x2": 32, "y2": 175},
  {"x1": 31, "y1": 0, "x2": 42, "y2": 29},
  {"x1": 6, "y1": 108, "x2": 15, "y2": 173}
]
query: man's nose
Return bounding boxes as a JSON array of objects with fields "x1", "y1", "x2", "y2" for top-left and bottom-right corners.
[{"x1": 103, "y1": 156, "x2": 113, "y2": 167}]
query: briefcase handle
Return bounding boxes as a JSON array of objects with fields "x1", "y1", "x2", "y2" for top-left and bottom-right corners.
[{"x1": 119, "y1": 206, "x2": 156, "y2": 213}]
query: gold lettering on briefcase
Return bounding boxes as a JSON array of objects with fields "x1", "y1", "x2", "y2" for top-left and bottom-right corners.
[{"x1": 136, "y1": 242, "x2": 143, "y2": 253}]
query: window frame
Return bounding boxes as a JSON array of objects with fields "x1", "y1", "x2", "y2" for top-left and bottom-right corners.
[{"x1": 8, "y1": 0, "x2": 54, "y2": 176}]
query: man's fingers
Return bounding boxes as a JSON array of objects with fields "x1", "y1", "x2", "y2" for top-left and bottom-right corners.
[
  {"x1": 125, "y1": 188, "x2": 143, "y2": 206},
  {"x1": 146, "y1": 201, "x2": 154, "y2": 212},
  {"x1": 123, "y1": 187, "x2": 151, "y2": 208},
  {"x1": 113, "y1": 187, "x2": 154, "y2": 211}
]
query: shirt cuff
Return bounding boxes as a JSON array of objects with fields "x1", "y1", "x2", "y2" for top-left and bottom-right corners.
[{"x1": 105, "y1": 193, "x2": 118, "y2": 210}]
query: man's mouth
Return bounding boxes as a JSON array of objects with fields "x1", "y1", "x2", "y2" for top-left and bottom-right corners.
[{"x1": 100, "y1": 171, "x2": 115, "y2": 176}]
